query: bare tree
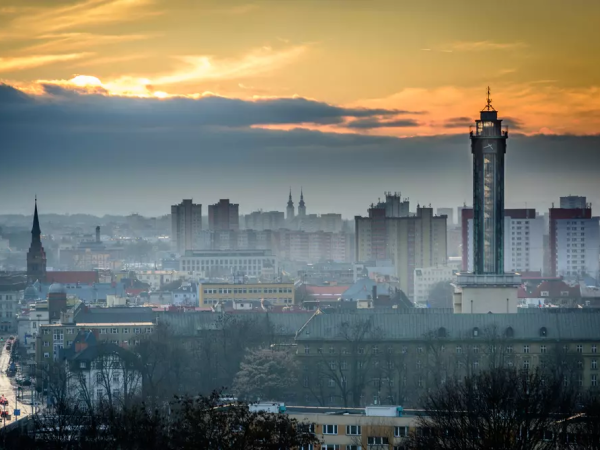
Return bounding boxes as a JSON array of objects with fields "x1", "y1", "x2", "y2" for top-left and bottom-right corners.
[{"x1": 404, "y1": 367, "x2": 578, "y2": 450}]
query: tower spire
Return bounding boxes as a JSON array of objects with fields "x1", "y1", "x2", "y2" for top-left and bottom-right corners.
[
  {"x1": 32, "y1": 196, "x2": 41, "y2": 236},
  {"x1": 482, "y1": 86, "x2": 496, "y2": 111}
]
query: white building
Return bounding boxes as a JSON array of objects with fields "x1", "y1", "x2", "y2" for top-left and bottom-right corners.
[
  {"x1": 171, "y1": 199, "x2": 202, "y2": 254},
  {"x1": 134, "y1": 270, "x2": 183, "y2": 289},
  {"x1": 172, "y1": 282, "x2": 199, "y2": 306},
  {"x1": 555, "y1": 217, "x2": 600, "y2": 279},
  {"x1": 413, "y1": 266, "x2": 455, "y2": 304},
  {"x1": 180, "y1": 249, "x2": 277, "y2": 278},
  {"x1": 466, "y1": 215, "x2": 545, "y2": 274},
  {"x1": 65, "y1": 340, "x2": 142, "y2": 406}
]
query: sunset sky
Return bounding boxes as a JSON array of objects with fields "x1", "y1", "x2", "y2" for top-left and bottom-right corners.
[{"x1": 1, "y1": 0, "x2": 599, "y2": 216}]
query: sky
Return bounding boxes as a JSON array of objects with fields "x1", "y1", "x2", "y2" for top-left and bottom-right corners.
[{"x1": 1, "y1": 0, "x2": 599, "y2": 218}]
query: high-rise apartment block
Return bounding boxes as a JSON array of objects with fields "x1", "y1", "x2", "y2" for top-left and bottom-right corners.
[
  {"x1": 462, "y1": 209, "x2": 544, "y2": 274},
  {"x1": 208, "y1": 199, "x2": 239, "y2": 231},
  {"x1": 171, "y1": 199, "x2": 202, "y2": 253},
  {"x1": 355, "y1": 201, "x2": 447, "y2": 298},
  {"x1": 549, "y1": 206, "x2": 599, "y2": 278}
]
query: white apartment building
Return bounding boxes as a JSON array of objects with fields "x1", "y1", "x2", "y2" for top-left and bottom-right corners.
[
  {"x1": 171, "y1": 199, "x2": 202, "y2": 254},
  {"x1": 466, "y1": 215, "x2": 545, "y2": 273},
  {"x1": 555, "y1": 217, "x2": 600, "y2": 278},
  {"x1": 180, "y1": 250, "x2": 277, "y2": 278},
  {"x1": 413, "y1": 266, "x2": 455, "y2": 304}
]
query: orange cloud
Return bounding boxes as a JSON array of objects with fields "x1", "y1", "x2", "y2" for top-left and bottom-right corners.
[
  {"x1": 0, "y1": 53, "x2": 91, "y2": 73},
  {"x1": 352, "y1": 84, "x2": 600, "y2": 136}
]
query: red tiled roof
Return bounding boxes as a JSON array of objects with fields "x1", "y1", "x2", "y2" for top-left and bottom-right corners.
[
  {"x1": 126, "y1": 288, "x2": 146, "y2": 296},
  {"x1": 532, "y1": 280, "x2": 580, "y2": 298},
  {"x1": 47, "y1": 271, "x2": 98, "y2": 284}
]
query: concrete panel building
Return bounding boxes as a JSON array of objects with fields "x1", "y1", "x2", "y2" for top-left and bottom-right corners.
[{"x1": 171, "y1": 199, "x2": 202, "y2": 253}]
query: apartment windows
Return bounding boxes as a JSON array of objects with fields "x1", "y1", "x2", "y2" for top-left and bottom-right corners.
[
  {"x1": 96, "y1": 373, "x2": 103, "y2": 383},
  {"x1": 320, "y1": 445, "x2": 339, "y2": 450},
  {"x1": 593, "y1": 345, "x2": 597, "y2": 354},
  {"x1": 346, "y1": 425, "x2": 361, "y2": 436},
  {"x1": 506, "y1": 346, "x2": 513, "y2": 354},
  {"x1": 523, "y1": 345, "x2": 529, "y2": 354},
  {"x1": 540, "y1": 345, "x2": 547, "y2": 354},
  {"x1": 592, "y1": 375, "x2": 598, "y2": 387},
  {"x1": 394, "y1": 426, "x2": 409, "y2": 438},
  {"x1": 417, "y1": 346, "x2": 423, "y2": 354},
  {"x1": 304, "y1": 345, "x2": 310, "y2": 354},
  {"x1": 523, "y1": 359, "x2": 530, "y2": 370},
  {"x1": 43, "y1": 352, "x2": 49, "y2": 358},
  {"x1": 323, "y1": 424, "x2": 338, "y2": 435},
  {"x1": 346, "y1": 446, "x2": 360, "y2": 450},
  {"x1": 592, "y1": 360, "x2": 597, "y2": 370},
  {"x1": 111, "y1": 328, "x2": 118, "y2": 334},
  {"x1": 329, "y1": 361, "x2": 336, "y2": 370},
  {"x1": 577, "y1": 345, "x2": 583, "y2": 353},
  {"x1": 328, "y1": 379, "x2": 335, "y2": 388},
  {"x1": 456, "y1": 346, "x2": 462, "y2": 354},
  {"x1": 358, "y1": 347, "x2": 365, "y2": 355},
  {"x1": 367, "y1": 437, "x2": 389, "y2": 446},
  {"x1": 146, "y1": 328, "x2": 152, "y2": 334},
  {"x1": 134, "y1": 328, "x2": 141, "y2": 334}
]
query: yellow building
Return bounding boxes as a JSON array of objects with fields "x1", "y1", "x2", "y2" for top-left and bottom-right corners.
[{"x1": 198, "y1": 282, "x2": 295, "y2": 307}]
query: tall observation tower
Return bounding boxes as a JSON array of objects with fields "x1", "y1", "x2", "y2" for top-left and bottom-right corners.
[
  {"x1": 454, "y1": 88, "x2": 520, "y2": 314},
  {"x1": 471, "y1": 87, "x2": 508, "y2": 274}
]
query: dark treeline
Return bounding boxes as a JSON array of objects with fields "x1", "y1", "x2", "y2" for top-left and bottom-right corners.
[{"x1": 4, "y1": 391, "x2": 319, "y2": 450}]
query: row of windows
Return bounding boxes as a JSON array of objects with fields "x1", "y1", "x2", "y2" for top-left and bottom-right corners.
[
  {"x1": 304, "y1": 344, "x2": 599, "y2": 355},
  {"x1": 183, "y1": 258, "x2": 274, "y2": 265},
  {"x1": 203, "y1": 287, "x2": 292, "y2": 294},
  {"x1": 322, "y1": 424, "x2": 408, "y2": 438},
  {"x1": 44, "y1": 327, "x2": 152, "y2": 336}
]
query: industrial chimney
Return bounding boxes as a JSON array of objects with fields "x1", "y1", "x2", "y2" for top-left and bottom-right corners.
[{"x1": 96, "y1": 226, "x2": 100, "y2": 243}]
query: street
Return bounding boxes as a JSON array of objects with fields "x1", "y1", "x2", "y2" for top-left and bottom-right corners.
[{"x1": 0, "y1": 339, "x2": 36, "y2": 427}]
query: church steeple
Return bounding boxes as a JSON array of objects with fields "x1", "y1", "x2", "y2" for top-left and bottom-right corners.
[
  {"x1": 286, "y1": 188, "x2": 295, "y2": 221},
  {"x1": 27, "y1": 197, "x2": 47, "y2": 284},
  {"x1": 298, "y1": 187, "x2": 306, "y2": 218},
  {"x1": 32, "y1": 197, "x2": 41, "y2": 237}
]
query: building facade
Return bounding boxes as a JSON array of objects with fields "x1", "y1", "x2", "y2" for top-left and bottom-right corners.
[
  {"x1": 171, "y1": 199, "x2": 202, "y2": 253},
  {"x1": 208, "y1": 199, "x2": 239, "y2": 231},
  {"x1": 243, "y1": 211, "x2": 285, "y2": 231},
  {"x1": 413, "y1": 266, "x2": 455, "y2": 304},
  {"x1": 554, "y1": 215, "x2": 600, "y2": 279},
  {"x1": 462, "y1": 209, "x2": 544, "y2": 274},
  {"x1": 295, "y1": 310, "x2": 600, "y2": 409},
  {"x1": 198, "y1": 282, "x2": 295, "y2": 307},
  {"x1": 180, "y1": 249, "x2": 277, "y2": 278},
  {"x1": 386, "y1": 207, "x2": 448, "y2": 299}
]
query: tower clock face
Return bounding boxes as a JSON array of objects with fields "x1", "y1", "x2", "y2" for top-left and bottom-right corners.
[{"x1": 483, "y1": 142, "x2": 495, "y2": 152}]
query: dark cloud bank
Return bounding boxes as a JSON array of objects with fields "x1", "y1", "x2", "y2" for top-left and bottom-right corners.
[{"x1": 1, "y1": 84, "x2": 599, "y2": 216}]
